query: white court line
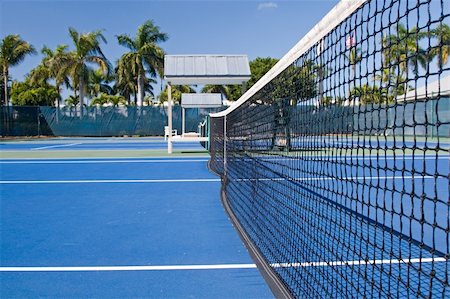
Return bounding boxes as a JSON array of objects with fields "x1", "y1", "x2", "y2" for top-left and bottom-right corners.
[
  {"x1": 0, "y1": 264, "x2": 257, "y2": 272},
  {"x1": 0, "y1": 178, "x2": 221, "y2": 184},
  {"x1": 1, "y1": 257, "x2": 445, "y2": 272},
  {"x1": 0, "y1": 159, "x2": 209, "y2": 164},
  {"x1": 30, "y1": 143, "x2": 82, "y2": 151},
  {"x1": 0, "y1": 175, "x2": 435, "y2": 184}
]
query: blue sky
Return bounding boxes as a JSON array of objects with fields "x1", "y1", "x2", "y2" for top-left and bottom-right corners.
[{"x1": 0, "y1": 0, "x2": 339, "y2": 96}]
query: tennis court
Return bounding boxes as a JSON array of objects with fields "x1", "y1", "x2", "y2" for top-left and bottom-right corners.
[
  {"x1": 0, "y1": 139, "x2": 273, "y2": 298},
  {"x1": 2, "y1": 0, "x2": 450, "y2": 297}
]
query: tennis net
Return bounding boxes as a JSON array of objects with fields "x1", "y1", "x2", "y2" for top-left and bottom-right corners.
[{"x1": 209, "y1": 0, "x2": 449, "y2": 297}]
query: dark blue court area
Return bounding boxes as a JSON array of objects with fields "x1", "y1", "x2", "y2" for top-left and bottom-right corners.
[{"x1": 0, "y1": 154, "x2": 273, "y2": 298}]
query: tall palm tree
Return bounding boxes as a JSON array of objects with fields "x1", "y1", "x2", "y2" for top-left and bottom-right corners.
[
  {"x1": 114, "y1": 56, "x2": 136, "y2": 104},
  {"x1": 0, "y1": 34, "x2": 35, "y2": 105},
  {"x1": 66, "y1": 28, "x2": 111, "y2": 109},
  {"x1": 117, "y1": 20, "x2": 168, "y2": 106},
  {"x1": 29, "y1": 44, "x2": 71, "y2": 108},
  {"x1": 382, "y1": 24, "x2": 428, "y2": 80},
  {"x1": 431, "y1": 23, "x2": 450, "y2": 68},
  {"x1": 114, "y1": 53, "x2": 156, "y2": 105}
]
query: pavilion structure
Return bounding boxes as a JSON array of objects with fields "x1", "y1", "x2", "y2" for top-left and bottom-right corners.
[{"x1": 164, "y1": 54, "x2": 251, "y2": 153}]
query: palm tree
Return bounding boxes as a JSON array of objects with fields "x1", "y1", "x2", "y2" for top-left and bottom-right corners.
[
  {"x1": 88, "y1": 69, "x2": 113, "y2": 97},
  {"x1": 65, "y1": 95, "x2": 80, "y2": 107},
  {"x1": 66, "y1": 28, "x2": 111, "y2": 110},
  {"x1": 115, "y1": 54, "x2": 157, "y2": 105},
  {"x1": 29, "y1": 44, "x2": 71, "y2": 108},
  {"x1": 117, "y1": 20, "x2": 168, "y2": 106},
  {"x1": 0, "y1": 34, "x2": 36, "y2": 105},
  {"x1": 158, "y1": 84, "x2": 195, "y2": 104},
  {"x1": 201, "y1": 85, "x2": 230, "y2": 100},
  {"x1": 349, "y1": 84, "x2": 388, "y2": 105},
  {"x1": 382, "y1": 24, "x2": 428, "y2": 93},
  {"x1": 431, "y1": 23, "x2": 450, "y2": 68},
  {"x1": 91, "y1": 93, "x2": 126, "y2": 107},
  {"x1": 114, "y1": 56, "x2": 136, "y2": 104}
]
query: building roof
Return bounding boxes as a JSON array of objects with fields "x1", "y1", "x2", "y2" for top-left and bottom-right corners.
[
  {"x1": 181, "y1": 93, "x2": 223, "y2": 108},
  {"x1": 399, "y1": 75, "x2": 450, "y2": 102},
  {"x1": 164, "y1": 55, "x2": 251, "y2": 85}
]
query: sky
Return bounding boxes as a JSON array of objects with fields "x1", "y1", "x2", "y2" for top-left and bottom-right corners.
[{"x1": 0, "y1": 0, "x2": 340, "y2": 97}]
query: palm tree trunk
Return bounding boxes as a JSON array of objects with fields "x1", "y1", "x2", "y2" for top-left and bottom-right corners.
[
  {"x1": 56, "y1": 84, "x2": 61, "y2": 123},
  {"x1": 3, "y1": 67, "x2": 8, "y2": 106},
  {"x1": 137, "y1": 73, "x2": 144, "y2": 106},
  {"x1": 79, "y1": 76, "x2": 85, "y2": 117}
]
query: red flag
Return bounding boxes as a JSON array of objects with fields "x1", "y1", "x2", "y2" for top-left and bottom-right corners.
[{"x1": 346, "y1": 34, "x2": 356, "y2": 49}]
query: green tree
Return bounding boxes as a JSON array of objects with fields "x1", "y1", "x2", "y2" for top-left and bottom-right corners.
[
  {"x1": 88, "y1": 69, "x2": 113, "y2": 97},
  {"x1": 117, "y1": 20, "x2": 167, "y2": 106},
  {"x1": 158, "y1": 85, "x2": 195, "y2": 104},
  {"x1": 28, "y1": 44, "x2": 72, "y2": 108},
  {"x1": 65, "y1": 95, "x2": 79, "y2": 107},
  {"x1": 382, "y1": 24, "x2": 428, "y2": 94},
  {"x1": 247, "y1": 57, "x2": 278, "y2": 88},
  {"x1": 91, "y1": 93, "x2": 126, "y2": 107},
  {"x1": 114, "y1": 56, "x2": 136, "y2": 104},
  {"x1": 114, "y1": 54, "x2": 157, "y2": 105},
  {"x1": 349, "y1": 84, "x2": 389, "y2": 105},
  {"x1": 226, "y1": 57, "x2": 279, "y2": 101},
  {"x1": 225, "y1": 85, "x2": 244, "y2": 102},
  {"x1": 271, "y1": 60, "x2": 317, "y2": 104},
  {"x1": 431, "y1": 23, "x2": 450, "y2": 68},
  {"x1": 10, "y1": 80, "x2": 59, "y2": 106},
  {"x1": 65, "y1": 28, "x2": 111, "y2": 108},
  {"x1": 0, "y1": 34, "x2": 36, "y2": 105},
  {"x1": 200, "y1": 85, "x2": 229, "y2": 100}
]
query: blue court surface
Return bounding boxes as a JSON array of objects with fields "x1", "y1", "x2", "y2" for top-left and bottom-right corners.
[
  {"x1": 0, "y1": 151, "x2": 274, "y2": 298},
  {"x1": 0, "y1": 137, "x2": 204, "y2": 151}
]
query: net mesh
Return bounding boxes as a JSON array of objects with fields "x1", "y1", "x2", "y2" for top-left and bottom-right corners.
[{"x1": 209, "y1": 0, "x2": 449, "y2": 297}]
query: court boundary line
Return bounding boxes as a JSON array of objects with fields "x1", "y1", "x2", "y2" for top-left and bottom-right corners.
[
  {"x1": 1, "y1": 257, "x2": 445, "y2": 272},
  {"x1": 0, "y1": 159, "x2": 209, "y2": 164},
  {"x1": 0, "y1": 178, "x2": 221, "y2": 184},
  {"x1": 30, "y1": 143, "x2": 83, "y2": 151},
  {"x1": 0, "y1": 156, "x2": 211, "y2": 161}
]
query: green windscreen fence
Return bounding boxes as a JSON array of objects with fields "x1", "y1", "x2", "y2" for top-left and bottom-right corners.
[{"x1": 1, "y1": 106, "x2": 223, "y2": 137}]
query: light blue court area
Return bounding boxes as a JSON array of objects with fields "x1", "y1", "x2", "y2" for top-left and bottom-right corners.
[
  {"x1": 0, "y1": 137, "x2": 205, "y2": 152},
  {"x1": 0, "y1": 157, "x2": 273, "y2": 298}
]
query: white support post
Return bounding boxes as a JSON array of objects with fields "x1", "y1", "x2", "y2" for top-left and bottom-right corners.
[
  {"x1": 167, "y1": 83, "x2": 173, "y2": 154},
  {"x1": 182, "y1": 107, "x2": 185, "y2": 136}
]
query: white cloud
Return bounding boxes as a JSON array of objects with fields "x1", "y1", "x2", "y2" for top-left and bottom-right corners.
[{"x1": 258, "y1": 2, "x2": 278, "y2": 10}]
